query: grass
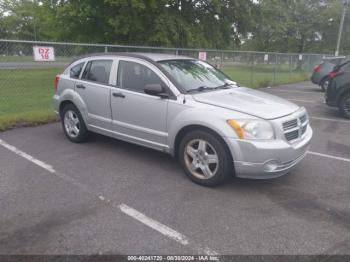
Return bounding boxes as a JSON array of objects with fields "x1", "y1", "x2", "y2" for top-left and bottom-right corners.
[
  {"x1": 0, "y1": 68, "x2": 62, "y2": 131},
  {"x1": 221, "y1": 65, "x2": 309, "y2": 88},
  {"x1": 0, "y1": 55, "x2": 73, "y2": 63},
  {"x1": 0, "y1": 64, "x2": 310, "y2": 132}
]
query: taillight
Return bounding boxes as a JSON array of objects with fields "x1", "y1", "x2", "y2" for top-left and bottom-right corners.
[
  {"x1": 54, "y1": 74, "x2": 60, "y2": 94},
  {"x1": 329, "y1": 71, "x2": 344, "y2": 79},
  {"x1": 313, "y1": 64, "x2": 322, "y2": 73}
]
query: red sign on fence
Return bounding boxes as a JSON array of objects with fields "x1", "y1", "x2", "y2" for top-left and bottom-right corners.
[
  {"x1": 198, "y1": 51, "x2": 207, "y2": 61},
  {"x1": 33, "y1": 46, "x2": 55, "y2": 61}
]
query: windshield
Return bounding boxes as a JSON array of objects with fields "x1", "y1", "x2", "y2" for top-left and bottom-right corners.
[{"x1": 158, "y1": 59, "x2": 233, "y2": 92}]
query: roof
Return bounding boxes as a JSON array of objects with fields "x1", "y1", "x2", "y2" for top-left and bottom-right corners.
[
  {"x1": 72, "y1": 52, "x2": 193, "y2": 63},
  {"x1": 133, "y1": 53, "x2": 192, "y2": 61}
]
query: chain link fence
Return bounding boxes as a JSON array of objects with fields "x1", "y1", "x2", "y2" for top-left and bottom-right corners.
[{"x1": 0, "y1": 39, "x2": 331, "y2": 130}]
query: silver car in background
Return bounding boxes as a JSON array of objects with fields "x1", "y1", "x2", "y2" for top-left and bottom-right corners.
[{"x1": 53, "y1": 53, "x2": 313, "y2": 186}]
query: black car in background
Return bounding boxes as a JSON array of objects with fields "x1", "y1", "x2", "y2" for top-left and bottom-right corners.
[
  {"x1": 325, "y1": 61, "x2": 350, "y2": 119},
  {"x1": 311, "y1": 56, "x2": 349, "y2": 91}
]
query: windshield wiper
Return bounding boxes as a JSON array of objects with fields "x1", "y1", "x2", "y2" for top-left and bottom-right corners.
[
  {"x1": 187, "y1": 83, "x2": 234, "y2": 93},
  {"x1": 214, "y1": 82, "x2": 235, "y2": 89},
  {"x1": 187, "y1": 86, "x2": 216, "y2": 93}
]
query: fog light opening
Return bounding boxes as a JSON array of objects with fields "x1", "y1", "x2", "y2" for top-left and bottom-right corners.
[{"x1": 264, "y1": 160, "x2": 280, "y2": 172}]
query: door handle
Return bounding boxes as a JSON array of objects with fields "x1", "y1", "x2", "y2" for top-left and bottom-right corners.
[
  {"x1": 112, "y1": 92, "x2": 125, "y2": 98},
  {"x1": 76, "y1": 84, "x2": 86, "y2": 89}
]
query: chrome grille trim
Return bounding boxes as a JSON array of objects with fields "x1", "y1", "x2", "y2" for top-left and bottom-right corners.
[
  {"x1": 282, "y1": 113, "x2": 308, "y2": 142},
  {"x1": 300, "y1": 114, "x2": 307, "y2": 124},
  {"x1": 282, "y1": 119, "x2": 298, "y2": 130}
]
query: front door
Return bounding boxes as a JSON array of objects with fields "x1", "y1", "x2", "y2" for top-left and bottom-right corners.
[{"x1": 110, "y1": 59, "x2": 169, "y2": 150}]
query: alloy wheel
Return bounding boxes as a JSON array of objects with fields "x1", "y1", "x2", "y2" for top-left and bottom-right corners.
[
  {"x1": 64, "y1": 110, "x2": 80, "y2": 138},
  {"x1": 184, "y1": 139, "x2": 219, "y2": 180}
]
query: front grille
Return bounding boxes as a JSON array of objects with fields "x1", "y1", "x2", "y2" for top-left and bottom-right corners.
[
  {"x1": 282, "y1": 119, "x2": 298, "y2": 130},
  {"x1": 282, "y1": 113, "x2": 308, "y2": 142},
  {"x1": 285, "y1": 130, "x2": 299, "y2": 141}
]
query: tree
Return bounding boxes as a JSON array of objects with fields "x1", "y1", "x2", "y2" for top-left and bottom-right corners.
[{"x1": 0, "y1": 0, "x2": 348, "y2": 54}]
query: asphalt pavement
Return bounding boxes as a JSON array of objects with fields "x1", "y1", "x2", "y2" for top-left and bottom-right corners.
[{"x1": 0, "y1": 81, "x2": 349, "y2": 255}]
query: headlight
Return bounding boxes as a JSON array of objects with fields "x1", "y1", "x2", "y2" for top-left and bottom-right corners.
[{"x1": 227, "y1": 119, "x2": 275, "y2": 140}]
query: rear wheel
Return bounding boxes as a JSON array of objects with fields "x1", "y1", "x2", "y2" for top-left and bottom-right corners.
[
  {"x1": 320, "y1": 77, "x2": 330, "y2": 92},
  {"x1": 61, "y1": 104, "x2": 88, "y2": 143},
  {"x1": 339, "y1": 93, "x2": 350, "y2": 119},
  {"x1": 178, "y1": 130, "x2": 233, "y2": 186}
]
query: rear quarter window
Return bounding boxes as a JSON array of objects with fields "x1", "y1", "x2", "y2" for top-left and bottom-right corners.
[
  {"x1": 70, "y1": 62, "x2": 85, "y2": 79},
  {"x1": 82, "y1": 60, "x2": 113, "y2": 85}
]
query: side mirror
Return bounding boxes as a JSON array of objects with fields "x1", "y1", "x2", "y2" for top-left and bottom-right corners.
[{"x1": 144, "y1": 84, "x2": 169, "y2": 98}]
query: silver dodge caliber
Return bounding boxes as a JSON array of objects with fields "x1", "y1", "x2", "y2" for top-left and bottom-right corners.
[{"x1": 53, "y1": 53, "x2": 313, "y2": 186}]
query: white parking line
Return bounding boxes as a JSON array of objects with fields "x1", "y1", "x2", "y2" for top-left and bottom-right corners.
[
  {"x1": 119, "y1": 204, "x2": 218, "y2": 255},
  {"x1": 309, "y1": 116, "x2": 350, "y2": 124},
  {"x1": 0, "y1": 139, "x2": 217, "y2": 255},
  {"x1": 287, "y1": 99, "x2": 316, "y2": 103},
  {"x1": 0, "y1": 139, "x2": 55, "y2": 173},
  {"x1": 308, "y1": 151, "x2": 350, "y2": 163},
  {"x1": 277, "y1": 85, "x2": 315, "y2": 88},
  {"x1": 119, "y1": 204, "x2": 189, "y2": 245},
  {"x1": 265, "y1": 89, "x2": 319, "y2": 94}
]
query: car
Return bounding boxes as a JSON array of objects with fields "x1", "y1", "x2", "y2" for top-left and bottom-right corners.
[
  {"x1": 311, "y1": 56, "x2": 349, "y2": 91},
  {"x1": 53, "y1": 53, "x2": 313, "y2": 186},
  {"x1": 325, "y1": 60, "x2": 350, "y2": 119}
]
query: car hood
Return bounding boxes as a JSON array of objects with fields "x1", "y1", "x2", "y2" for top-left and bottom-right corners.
[{"x1": 192, "y1": 87, "x2": 299, "y2": 120}]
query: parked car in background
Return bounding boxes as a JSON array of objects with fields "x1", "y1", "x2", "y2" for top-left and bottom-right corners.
[
  {"x1": 311, "y1": 56, "x2": 350, "y2": 91},
  {"x1": 325, "y1": 60, "x2": 350, "y2": 119},
  {"x1": 53, "y1": 53, "x2": 312, "y2": 186}
]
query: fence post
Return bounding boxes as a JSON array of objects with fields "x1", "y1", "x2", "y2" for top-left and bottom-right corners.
[
  {"x1": 104, "y1": 46, "x2": 108, "y2": 53},
  {"x1": 221, "y1": 52, "x2": 224, "y2": 69},
  {"x1": 6, "y1": 41, "x2": 9, "y2": 56},
  {"x1": 289, "y1": 55, "x2": 292, "y2": 81},
  {"x1": 250, "y1": 53, "x2": 254, "y2": 87},
  {"x1": 273, "y1": 54, "x2": 277, "y2": 86}
]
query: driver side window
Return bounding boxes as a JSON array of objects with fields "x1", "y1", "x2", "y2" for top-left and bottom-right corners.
[{"x1": 117, "y1": 60, "x2": 163, "y2": 93}]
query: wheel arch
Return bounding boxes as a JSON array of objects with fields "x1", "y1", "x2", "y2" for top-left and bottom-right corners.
[
  {"x1": 336, "y1": 86, "x2": 350, "y2": 106},
  {"x1": 59, "y1": 100, "x2": 75, "y2": 117},
  {"x1": 57, "y1": 89, "x2": 88, "y2": 122},
  {"x1": 320, "y1": 75, "x2": 330, "y2": 85},
  {"x1": 173, "y1": 124, "x2": 233, "y2": 163}
]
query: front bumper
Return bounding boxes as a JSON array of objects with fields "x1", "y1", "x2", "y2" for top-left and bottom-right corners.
[{"x1": 224, "y1": 125, "x2": 313, "y2": 179}]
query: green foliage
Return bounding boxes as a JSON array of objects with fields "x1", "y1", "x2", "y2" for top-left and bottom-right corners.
[
  {"x1": 0, "y1": 0, "x2": 349, "y2": 53},
  {"x1": 0, "y1": 67, "x2": 60, "y2": 131},
  {"x1": 0, "y1": 0, "x2": 255, "y2": 49}
]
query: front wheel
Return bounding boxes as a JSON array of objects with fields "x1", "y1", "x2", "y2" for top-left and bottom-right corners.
[
  {"x1": 178, "y1": 130, "x2": 233, "y2": 186},
  {"x1": 339, "y1": 93, "x2": 350, "y2": 119}
]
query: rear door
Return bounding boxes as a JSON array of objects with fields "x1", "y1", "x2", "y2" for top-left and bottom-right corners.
[{"x1": 75, "y1": 59, "x2": 114, "y2": 130}]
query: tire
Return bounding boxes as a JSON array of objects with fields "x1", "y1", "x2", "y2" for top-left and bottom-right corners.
[
  {"x1": 178, "y1": 130, "x2": 233, "y2": 187},
  {"x1": 320, "y1": 77, "x2": 330, "y2": 92},
  {"x1": 339, "y1": 93, "x2": 350, "y2": 119},
  {"x1": 61, "y1": 104, "x2": 88, "y2": 143}
]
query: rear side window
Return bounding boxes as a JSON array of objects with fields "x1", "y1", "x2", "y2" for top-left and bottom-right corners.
[
  {"x1": 70, "y1": 62, "x2": 85, "y2": 78},
  {"x1": 117, "y1": 60, "x2": 163, "y2": 93},
  {"x1": 340, "y1": 62, "x2": 350, "y2": 72},
  {"x1": 330, "y1": 58, "x2": 342, "y2": 65},
  {"x1": 82, "y1": 60, "x2": 113, "y2": 85}
]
